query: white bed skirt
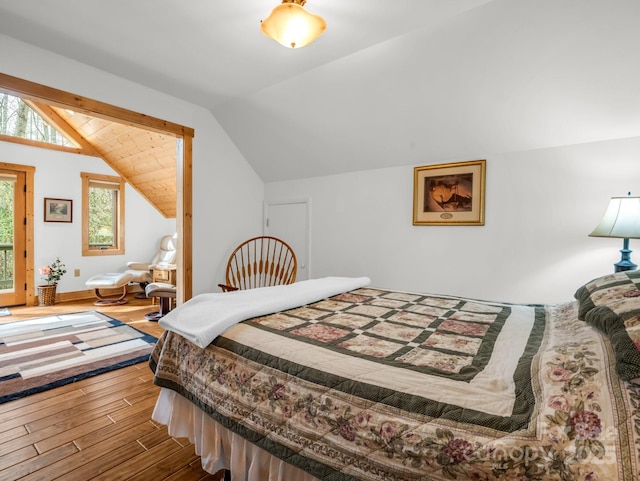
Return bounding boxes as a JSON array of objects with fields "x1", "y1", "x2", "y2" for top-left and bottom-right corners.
[{"x1": 152, "y1": 388, "x2": 320, "y2": 481}]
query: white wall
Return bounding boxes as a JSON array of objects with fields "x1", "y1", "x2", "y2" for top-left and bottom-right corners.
[
  {"x1": 0, "y1": 35, "x2": 265, "y2": 297},
  {"x1": 0, "y1": 141, "x2": 175, "y2": 294},
  {"x1": 265, "y1": 136, "x2": 640, "y2": 304},
  {"x1": 3, "y1": 35, "x2": 638, "y2": 305}
]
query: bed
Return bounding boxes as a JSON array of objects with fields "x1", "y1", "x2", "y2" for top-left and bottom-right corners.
[{"x1": 149, "y1": 273, "x2": 640, "y2": 480}]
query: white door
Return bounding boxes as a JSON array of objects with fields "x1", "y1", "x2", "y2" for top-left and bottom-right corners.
[{"x1": 265, "y1": 201, "x2": 309, "y2": 281}]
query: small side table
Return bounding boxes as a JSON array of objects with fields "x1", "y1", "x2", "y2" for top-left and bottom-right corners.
[{"x1": 151, "y1": 264, "x2": 176, "y2": 285}]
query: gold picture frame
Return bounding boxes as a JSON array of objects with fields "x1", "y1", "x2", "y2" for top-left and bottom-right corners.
[
  {"x1": 44, "y1": 197, "x2": 73, "y2": 223},
  {"x1": 413, "y1": 160, "x2": 486, "y2": 226}
]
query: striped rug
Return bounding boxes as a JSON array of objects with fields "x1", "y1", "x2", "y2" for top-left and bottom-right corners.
[{"x1": 0, "y1": 311, "x2": 157, "y2": 404}]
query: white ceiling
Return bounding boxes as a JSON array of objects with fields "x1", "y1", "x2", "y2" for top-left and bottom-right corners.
[{"x1": 1, "y1": 0, "x2": 639, "y2": 182}]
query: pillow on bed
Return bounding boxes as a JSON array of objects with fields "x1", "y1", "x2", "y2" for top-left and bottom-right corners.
[
  {"x1": 574, "y1": 270, "x2": 640, "y2": 320},
  {"x1": 585, "y1": 297, "x2": 640, "y2": 383}
]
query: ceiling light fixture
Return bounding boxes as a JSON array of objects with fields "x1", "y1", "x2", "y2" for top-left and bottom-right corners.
[{"x1": 260, "y1": 0, "x2": 326, "y2": 49}]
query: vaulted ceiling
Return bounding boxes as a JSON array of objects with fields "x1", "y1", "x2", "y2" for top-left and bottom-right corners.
[
  {"x1": 26, "y1": 100, "x2": 177, "y2": 218},
  {"x1": 1, "y1": 0, "x2": 639, "y2": 184}
]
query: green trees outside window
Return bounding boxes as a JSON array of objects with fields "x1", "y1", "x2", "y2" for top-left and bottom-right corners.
[
  {"x1": 0, "y1": 179, "x2": 14, "y2": 289},
  {"x1": 0, "y1": 93, "x2": 73, "y2": 146},
  {"x1": 81, "y1": 172, "x2": 125, "y2": 256}
]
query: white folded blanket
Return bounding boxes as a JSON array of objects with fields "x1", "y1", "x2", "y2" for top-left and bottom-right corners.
[{"x1": 158, "y1": 276, "x2": 371, "y2": 348}]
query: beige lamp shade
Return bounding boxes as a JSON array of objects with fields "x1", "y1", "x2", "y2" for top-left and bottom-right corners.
[
  {"x1": 260, "y1": 0, "x2": 326, "y2": 49},
  {"x1": 589, "y1": 195, "x2": 640, "y2": 239}
]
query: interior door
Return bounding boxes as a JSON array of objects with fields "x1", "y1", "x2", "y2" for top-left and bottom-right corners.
[
  {"x1": 0, "y1": 168, "x2": 26, "y2": 307},
  {"x1": 265, "y1": 201, "x2": 310, "y2": 281}
]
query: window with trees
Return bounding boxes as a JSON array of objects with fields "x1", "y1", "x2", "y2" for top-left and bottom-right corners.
[
  {"x1": 0, "y1": 93, "x2": 74, "y2": 147},
  {"x1": 81, "y1": 172, "x2": 125, "y2": 256}
]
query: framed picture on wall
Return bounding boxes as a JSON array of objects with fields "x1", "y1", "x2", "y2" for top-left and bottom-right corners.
[
  {"x1": 44, "y1": 198, "x2": 73, "y2": 223},
  {"x1": 413, "y1": 160, "x2": 486, "y2": 226}
]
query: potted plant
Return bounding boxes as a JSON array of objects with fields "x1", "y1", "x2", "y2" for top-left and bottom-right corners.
[{"x1": 38, "y1": 257, "x2": 67, "y2": 306}]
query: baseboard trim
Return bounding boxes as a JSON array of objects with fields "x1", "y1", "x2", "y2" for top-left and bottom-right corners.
[{"x1": 33, "y1": 285, "x2": 144, "y2": 306}]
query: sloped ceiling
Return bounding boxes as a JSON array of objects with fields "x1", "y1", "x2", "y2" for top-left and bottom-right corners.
[
  {"x1": 53, "y1": 108, "x2": 177, "y2": 218},
  {"x1": 1, "y1": 0, "x2": 639, "y2": 183},
  {"x1": 26, "y1": 101, "x2": 177, "y2": 218}
]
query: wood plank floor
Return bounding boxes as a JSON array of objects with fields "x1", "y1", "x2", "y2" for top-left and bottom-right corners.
[{"x1": 0, "y1": 295, "x2": 224, "y2": 481}]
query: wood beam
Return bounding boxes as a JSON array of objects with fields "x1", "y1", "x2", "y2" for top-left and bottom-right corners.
[
  {"x1": 25, "y1": 100, "x2": 103, "y2": 157},
  {"x1": 0, "y1": 73, "x2": 194, "y2": 138}
]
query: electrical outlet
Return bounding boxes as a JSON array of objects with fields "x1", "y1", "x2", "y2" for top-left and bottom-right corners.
[{"x1": 74, "y1": 269, "x2": 80, "y2": 277}]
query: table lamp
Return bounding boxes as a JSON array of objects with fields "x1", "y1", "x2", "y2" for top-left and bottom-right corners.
[{"x1": 589, "y1": 193, "x2": 640, "y2": 272}]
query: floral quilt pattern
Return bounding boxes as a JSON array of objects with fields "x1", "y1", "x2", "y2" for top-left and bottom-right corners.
[{"x1": 151, "y1": 288, "x2": 640, "y2": 481}]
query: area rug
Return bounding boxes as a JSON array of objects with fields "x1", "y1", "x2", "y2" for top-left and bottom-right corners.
[{"x1": 0, "y1": 310, "x2": 157, "y2": 404}]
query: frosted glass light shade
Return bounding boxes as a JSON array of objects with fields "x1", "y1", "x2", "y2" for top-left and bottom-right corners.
[
  {"x1": 260, "y1": 1, "x2": 326, "y2": 49},
  {"x1": 589, "y1": 196, "x2": 640, "y2": 238}
]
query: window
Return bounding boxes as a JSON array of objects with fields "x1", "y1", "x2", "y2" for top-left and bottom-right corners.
[
  {"x1": 0, "y1": 93, "x2": 75, "y2": 147},
  {"x1": 81, "y1": 172, "x2": 125, "y2": 256}
]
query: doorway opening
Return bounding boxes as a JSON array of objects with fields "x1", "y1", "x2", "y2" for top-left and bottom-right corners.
[{"x1": 0, "y1": 73, "x2": 193, "y2": 305}]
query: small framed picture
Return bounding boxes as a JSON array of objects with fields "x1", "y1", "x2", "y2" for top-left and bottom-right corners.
[
  {"x1": 413, "y1": 160, "x2": 486, "y2": 226},
  {"x1": 44, "y1": 198, "x2": 73, "y2": 223}
]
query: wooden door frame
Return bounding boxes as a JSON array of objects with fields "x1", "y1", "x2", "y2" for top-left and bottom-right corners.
[
  {"x1": 0, "y1": 163, "x2": 34, "y2": 305},
  {"x1": 0, "y1": 73, "x2": 193, "y2": 305}
]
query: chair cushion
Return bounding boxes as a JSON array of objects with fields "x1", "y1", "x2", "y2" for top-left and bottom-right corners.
[
  {"x1": 150, "y1": 234, "x2": 178, "y2": 266},
  {"x1": 145, "y1": 282, "x2": 177, "y2": 298},
  {"x1": 124, "y1": 268, "x2": 152, "y2": 284},
  {"x1": 127, "y1": 261, "x2": 151, "y2": 270},
  {"x1": 86, "y1": 272, "x2": 133, "y2": 288}
]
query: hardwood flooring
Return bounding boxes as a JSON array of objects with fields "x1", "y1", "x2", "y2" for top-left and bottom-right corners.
[{"x1": 0, "y1": 295, "x2": 224, "y2": 481}]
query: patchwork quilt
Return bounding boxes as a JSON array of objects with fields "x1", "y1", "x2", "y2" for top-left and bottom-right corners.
[{"x1": 150, "y1": 287, "x2": 640, "y2": 480}]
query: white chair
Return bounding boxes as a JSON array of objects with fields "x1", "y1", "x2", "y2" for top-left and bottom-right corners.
[
  {"x1": 125, "y1": 233, "x2": 177, "y2": 296},
  {"x1": 85, "y1": 272, "x2": 134, "y2": 305}
]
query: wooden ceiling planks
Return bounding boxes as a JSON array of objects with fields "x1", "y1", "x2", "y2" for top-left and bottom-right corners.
[{"x1": 53, "y1": 107, "x2": 177, "y2": 218}]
